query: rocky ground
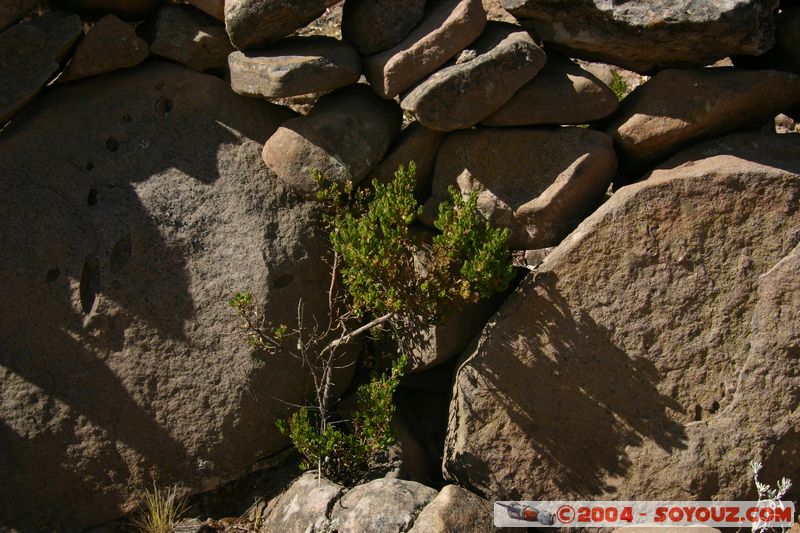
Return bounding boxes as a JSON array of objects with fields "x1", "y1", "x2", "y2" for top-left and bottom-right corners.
[{"x1": 1, "y1": 0, "x2": 800, "y2": 532}]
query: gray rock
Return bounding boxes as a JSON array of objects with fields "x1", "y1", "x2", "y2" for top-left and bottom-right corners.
[
  {"x1": 0, "y1": 0, "x2": 38, "y2": 31},
  {"x1": 262, "y1": 84, "x2": 402, "y2": 194},
  {"x1": 409, "y1": 485, "x2": 495, "y2": 533},
  {"x1": 0, "y1": 63, "x2": 339, "y2": 531},
  {"x1": 501, "y1": 0, "x2": 778, "y2": 73},
  {"x1": 372, "y1": 122, "x2": 445, "y2": 201},
  {"x1": 224, "y1": 0, "x2": 339, "y2": 51},
  {"x1": 60, "y1": 15, "x2": 149, "y2": 83},
  {"x1": 54, "y1": 0, "x2": 159, "y2": 19},
  {"x1": 150, "y1": 5, "x2": 234, "y2": 72},
  {"x1": 363, "y1": 0, "x2": 487, "y2": 99},
  {"x1": 422, "y1": 127, "x2": 617, "y2": 249},
  {"x1": 263, "y1": 472, "x2": 344, "y2": 533},
  {"x1": 401, "y1": 22, "x2": 546, "y2": 131},
  {"x1": 442, "y1": 132, "x2": 800, "y2": 503},
  {"x1": 342, "y1": 0, "x2": 427, "y2": 55},
  {"x1": 482, "y1": 53, "x2": 619, "y2": 126},
  {"x1": 607, "y1": 67, "x2": 800, "y2": 181},
  {"x1": 330, "y1": 478, "x2": 438, "y2": 533},
  {"x1": 229, "y1": 36, "x2": 361, "y2": 98},
  {"x1": 0, "y1": 12, "x2": 82, "y2": 124}
]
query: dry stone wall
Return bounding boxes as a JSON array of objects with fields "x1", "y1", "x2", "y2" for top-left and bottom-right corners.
[{"x1": 1, "y1": 0, "x2": 799, "y2": 531}]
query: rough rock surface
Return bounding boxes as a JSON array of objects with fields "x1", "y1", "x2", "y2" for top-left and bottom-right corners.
[
  {"x1": 185, "y1": 0, "x2": 224, "y2": 20},
  {"x1": 501, "y1": 0, "x2": 778, "y2": 73},
  {"x1": 330, "y1": 478, "x2": 438, "y2": 533},
  {"x1": 483, "y1": 54, "x2": 619, "y2": 126},
  {"x1": 0, "y1": 12, "x2": 82, "y2": 124},
  {"x1": 372, "y1": 122, "x2": 444, "y2": 201},
  {"x1": 342, "y1": 0, "x2": 427, "y2": 56},
  {"x1": 401, "y1": 22, "x2": 545, "y2": 131},
  {"x1": 422, "y1": 127, "x2": 617, "y2": 249},
  {"x1": 409, "y1": 485, "x2": 495, "y2": 533},
  {"x1": 224, "y1": 0, "x2": 339, "y2": 51},
  {"x1": 363, "y1": 0, "x2": 487, "y2": 99},
  {"x1": 262, "y1": 472, "x2": 344, "y2": 533},
  {"x1": 262, "y1": 84, "x2": 402, "y2": 194},
  {"x1": 443, "y1": 132, "x2": 800, "y2": 502},
  {"x1": 607, "y1": 68, "x2": 800, "y2": 180},
  {"x1": 60, "y1": 15, "x2": 149, "y2": 83},
  {"x1": 0, "y1": 63, "x2": 340, "y2": 531},
  {"x1": 229, "y1": 36, "x2": 361, "y2": 98},
  {"x1": 150, "y1": 5, "x2": 234, "y2": 72},
  {"x1": 0, "y1": 0, "x2": 38, "y2": 31},
  {"x1": 54, "y1": 0, "x2": 159, "y2": 18}
]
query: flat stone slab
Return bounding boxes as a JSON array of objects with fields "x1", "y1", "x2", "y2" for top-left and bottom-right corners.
[
  {"x1": 401, "y1": 22, "x2": 546, "y2": 131},
  {"x1": 224, "y1": 0, "x2": 339, "y2": 51},
  {"x1": 607, "y1": 67, "x2": 800, "y2": 181},
  {"x1": 483, "y1": 53, "x2": 619, "y2": 126},
  {"x1": 422, "y1": 127, "x2": 617, "y2": 249},
  {"x1": 0, "y1": 12, "x2": 82, "y2": 124},
  {"x1": 363, "y1": 0, "x2": 487, "y2": 99},
  {"x1": 229, "y1": 36, "x2": 360, "y2": 98},
  {"x1": 342, "y1": 0, "x2": 426, "y2": 55},
  {"x1": 60, "y1": 14, "x2": 149, "y2": 83},
  {"x1": 262, "y1": 84, "x2": 402, "y2": 194},
  {"x1": 443, "y1": 132, "x2": 800, "y2": 503},
  {"x1": 501, "y1": 0, "x2": 778, "y2": 73},
  {"x1": 150, "y1": 5, "x2": 234, "y2": 72}
]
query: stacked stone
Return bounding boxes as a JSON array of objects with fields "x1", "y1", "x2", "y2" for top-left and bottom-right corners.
[{"x1": 2, "y1": 0, "x2": 800, "y2": 531}]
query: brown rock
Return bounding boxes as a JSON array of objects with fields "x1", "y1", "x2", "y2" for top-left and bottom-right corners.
[
  {"x1": 0, "y1": 63, "x2": 336, "y2": 531},
  {"x1": 372, "y1": 122, "x2": 445, "y2": 201},
  {"x1": 186, "y1": 0, "x2": 224, "y2": 20},
  {"x1": 150, "y1": 5, "x2": 234, "y2": 72},
  {"x1": 401, "y1": 22, "x2": 546, "y2": 131},
  {"x1": 422, "y1": 127, "x2": 617, "y2": 249},
  {"x1": 330, "y1": 478, "x2": 438, "y2": 533},
  {"x1": 0, "y1": 0, "x2": 38, "y2": 31},
  {"x1": 363, "y1": 0, "x2": 487, "y2": 99},
  {"x1": 442, "y1": 132, "x2": 800, "y2": 503},
  {"x1": 483, "y1": 54, "x2": 619, "y2": 126},
  {"x1": 607, "y1": 68, "x2": 800, "y2": 181},
  {"x1": 0, "y1": 12, "x2": 82, "y2": 124},
  {"x1": 501, "y1": 0, "x2": 777, "y2": 73},
  {"x1": 60, "y1": 15, "x2": 149, "y2": 83},
  {"x1": 54, "y1": 0, "x2": 159, "y2": 19},
  {"x1": 228, "y1": 36, "x2": 361, "y2": 98},
  {"x1": 262, "y1": 84, "x2": 402, "y2": 194},
  {"x1": 224, "y1": 0, "x2": 339, "y2": 51},
  {"x1": 409, "y1": 485, "x2": 495, "y2": 533},
  {"x1": 342, "y1": 0, "x2": 426, "y2": 56},
  {"x1": 262, "y1": 472, "x2": 344, "y2": 533}
]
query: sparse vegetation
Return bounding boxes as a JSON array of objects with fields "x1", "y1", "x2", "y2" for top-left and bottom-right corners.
[
  {"x1": 230, "y1": 162, "x2": 514, "y2": 486},
  {"x1": 130, "y1": 483, "x2": 187, "y2": 533},
  {"x1": 610, "y1": 70, "x2": 629, "y2": 101}
]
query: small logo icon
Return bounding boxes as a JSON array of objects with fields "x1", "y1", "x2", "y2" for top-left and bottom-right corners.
[
  {"x1": 497, "y1": 502, "x2": 556, "y2": 525},
  {"x1": 557, "y1": 504, "x2": 575, "y2": 524}
]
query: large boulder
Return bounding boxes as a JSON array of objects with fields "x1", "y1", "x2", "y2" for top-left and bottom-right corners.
[
  {"x1": 229, "y1": 36, "x2": 361, "y2": 98},
  {"x1": 60, "y1": 15, "x2": 149, "y2": 83},
  {"x1": 442, "y1": 132, "x2": 800, "y2": 502},
  {"x1": 500, "y1": 0, "x2": 778, "y2": 73},
  {"x1": 330, "y1": 478, "x2": 438, "y2": 533},
  {"x1": 149, "y1": 5, "x2": 234, "y2": 72},
  {"x1": 0, "y1": 63, "x2": 343, "y2": 531},
  {"x1": 607, "y1": 68, "x2": 800, "y2": 181},
  {"x1": 262, "y1": 84, "x2": 402, "y2": 194},
  {"x1": 262, "y1": 472, "x2": 344, "y2": 533},
  {"x1": 0, "y1": 12, "x2": 82, "y2": 124},
  {"x1": 224, "y1": 0, "x2": 339, "y2": 51},
  {"x1": 421, "y1": 127, "x2": 617, "y2": 249},
  {"x1": 363, "y1": 0, "x2": 487, "y2": 99},
  {"x1": 342, "y1": 0, "x2": 427, "y2": 55},
  {"x1": 482, "y1": 53, "x2": 619, "y2": 126},
  {"x1": 400, "y1": 22, "x2": 546, "y2": 131}
]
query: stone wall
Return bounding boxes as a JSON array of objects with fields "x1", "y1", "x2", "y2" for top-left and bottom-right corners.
[{"x1": 1, "y1": 0, "x2": 799, "y2": 530}]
